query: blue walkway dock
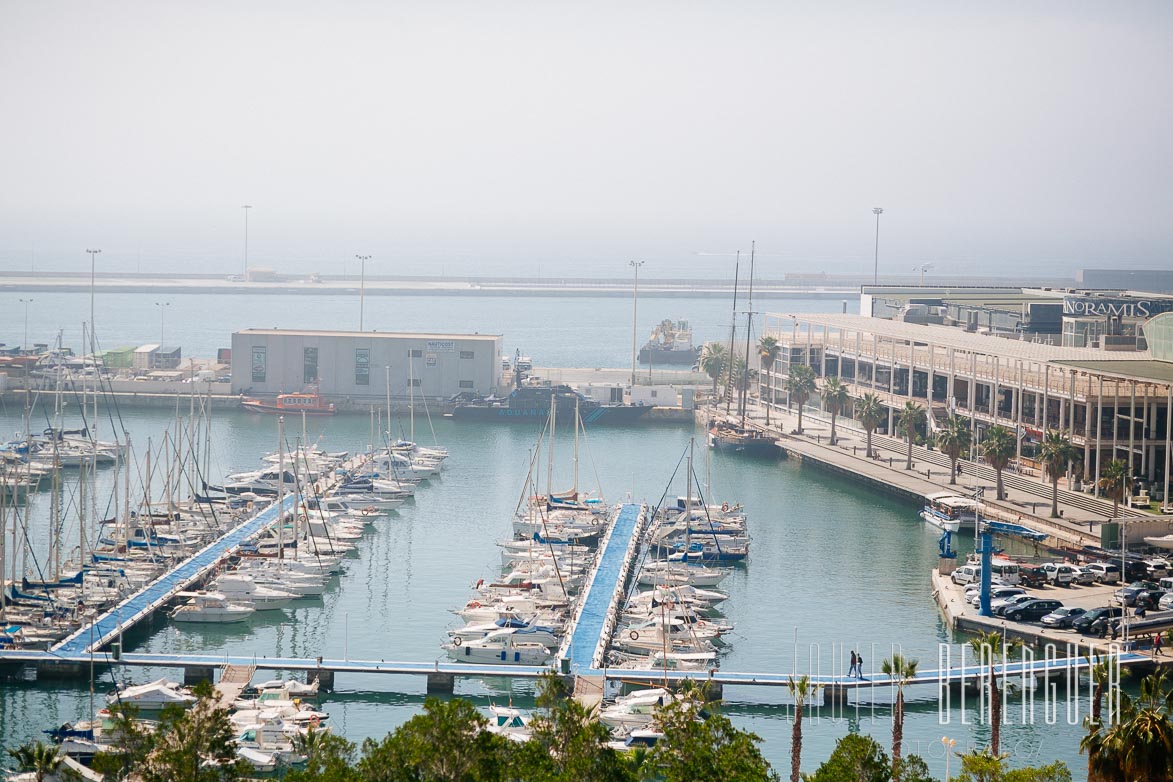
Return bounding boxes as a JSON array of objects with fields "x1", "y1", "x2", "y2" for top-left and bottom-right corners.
[
  {"x1": 52, "y1": 494, "x2": 299, "y2": 656},
  {"x1": 561, "y1": 503, "x2": 647, "y2": 674}
]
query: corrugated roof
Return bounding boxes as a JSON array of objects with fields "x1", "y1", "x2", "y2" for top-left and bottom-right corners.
[
  {"x1": 773, "y1": 312, "x2": 1148, "y2": 363},
  {"x1": 1054, "y1": 360, "x2": 1173, "y2": 385}
]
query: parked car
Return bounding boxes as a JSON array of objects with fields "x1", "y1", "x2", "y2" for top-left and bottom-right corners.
[
  {"x1": 1041, "y1": 606, "x2": 1087, "y2": 628},
  {"x1": 1135, "y1": 590, "x2": 1169, "y2": 610},
  {"x1": 1123, "y1": 560, "x2": 1153, "y2": 582},
  {"x1": 969, "y1": 586, "x2": 1026, "y2": 608},
  {"x1": 1005, "y1": 599, "x2": 1065, "y2": 622},
  {"x1": 1073, "y1": 606, "x2": 1124, "y2": 635},
  {"x1": 1114, "y1": 581, "x2": 1160, "y2": 606},
  {"x1": 1159, "y1": 593, "x2": 1173, "y2": 611},
  {"x1": 1071, "y1": 566, "x2": 1098, "y2": 586},
  {"x1": 1041, "y1": 562, "x2": 1079, "y2": 586},
  {"x1": 951, "y1": 564, "x2": 983, "y2": 586},
  {"x1": 1084, "y1": 562, "x2": 1121, "y2": 584},
  {"x1": 1018, "y1": 564, "x2": 1048, "y2": 588},
  {"x1": 992, "y1": 594, "x2": 1037, "y2": 616},
  {"x1": 1146, "y1": 559, "x2": 1172, "y2": 579}
]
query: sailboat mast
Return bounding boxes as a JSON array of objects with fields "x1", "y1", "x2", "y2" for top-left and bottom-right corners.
[
  {"x1": 409, "y1": 357, "x2": 415, "y2": 444},
  {"x1": 740, "y1": 241, "x2": 756, "y2": 423},
  {"x1": 724, "y1": 252, "x2": 741, "y2": 416},
  {"x1": 547, "y1": 393, "x2": 556, "y2": 497},
  {"x1": 573, "y1": 397, "x2": 580, "y2": 495},
  {"x1": 278, "y1": 416, "x2": 286, "y2": 560}
]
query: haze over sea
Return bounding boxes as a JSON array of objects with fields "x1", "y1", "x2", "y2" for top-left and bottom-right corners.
[{"x1": 0, "y1": 291, "x2": 1094, "y2": 777}]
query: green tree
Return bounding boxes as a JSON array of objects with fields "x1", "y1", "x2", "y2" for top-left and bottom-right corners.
[
  {"x1": 935, "y1": 416, "x2": 972, "y2": 486},
  {"x1": 700, "y1": 342, "x2": 728, "y2": 398},
  {"x1": 758, "y1": 336, "x2": 782, "y2": 426},
  {"x1": 967, "y1": 630, "x2": 1021, "y2": 757},
  {"x1": 648, "y1": 686, "x2": 778, "y2": 782},
  {"x1": 981, "y1": 425, "x2": 1016, "y2": 501},
  {"x1": 141, "y1": 682, "x2": 245, "y2": 782},
  {"x1": 804, "y1": 733, "x2": 891, "y2": 782},
  {"x1": 786, "y1": 364, "x2": 817, "y2": 434},
  {"x1": 821, "y1": 377, "x2": 851, "y2": 445},
  {"x1": 90, "y1": 702, "x2": 153, "y2": 782},
  {"x1": 785, "y1": 675, "x2": 817, "y2": 782},
  {"x1": 359, "y1": 697, "x2": 513, "y2": 782},
  {"x1": 954, "y1": 748, "x2": 1072, "y2": 781},
  {"x1": 857, "y1": 393, "x2": 885, "y2": 458},
  {"x1": 5, "y1": 741, "x2": 63, "y2": 782},
  {"x1": 287, "y1": 729, "x2": 359, "y2": 782},
  {"x1": 522, "y1": 674, "x2": 634, "y2": 782},
  {"x1": 1039, "y1": 430, "x2": 1075, "y2": 518},
  {"x1": 880, "y1": 653, "x2": 919, "y2": 780},
  {"x1": 1098, "y1": 459, "x2": 1130, "y2": 519},
  {"x1": 897, "y1": 402, "x2": 926, "y2": 471}
]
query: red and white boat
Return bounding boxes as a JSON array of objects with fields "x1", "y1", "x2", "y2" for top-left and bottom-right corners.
[{"x1": 241, "y1": 387, "x2": 336, "y2": 416}]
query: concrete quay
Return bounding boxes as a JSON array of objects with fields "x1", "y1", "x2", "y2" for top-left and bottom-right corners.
[{"x1": 713, "y1": 400, "x2": 1170, "y2": 549}]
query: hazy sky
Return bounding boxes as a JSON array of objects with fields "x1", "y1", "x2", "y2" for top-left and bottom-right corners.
[{"x1": 1, "y1": 1, "x2": 1170, "y2": 279}]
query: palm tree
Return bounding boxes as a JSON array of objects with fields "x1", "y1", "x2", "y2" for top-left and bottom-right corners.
[
  {"x1": 968, "y1": 630, "x2": 1021, "y2": 757},
  {"x1": 881, "y1": 653, "x2": 919, "y2": 781},
  {"x1": 758, "y1": 335, "x2": 781, "y2": 426},
  {"x1": 821, "y1": 377, "x2": 851, "y2": 445},
  {"x1": 857, "y1": 393, "x2": 884, "y2": 459},
  {"x1": 6, "y1": 741, "x2": 63, "y2": 782},
  {"x1": 786, "y1": 674, "x2": 818, "y2": 782},
  {"x1": 699, "y1": 342, "x2": 727, "y2": 399},
  {"x1": 935, "y1": 415, "x2": 972, "y2": 486},
  {"x1": 982, "y1": 425, "x2": 1016, "y2": 501},
  {"x1": 1039, "y1": 429, "x2": 1075, "y2": 518},
  {"x1": 786, "y1": 364, "x2": 817, "y2": 434},
  {"x1": 1080, "y1": 653, "x2": 1128, "y2": 782},
  {"x1": 897, "y1": 401, "x2": 925, "y2": 471},
  {"x1": 1099, "y1": 459, "x2": 1131, "y2": 519}
]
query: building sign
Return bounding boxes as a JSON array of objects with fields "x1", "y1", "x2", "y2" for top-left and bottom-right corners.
[
  {"x1": 355, "y1": 348, "x2": 370, "y2": 385},
  {"x1": 426, "y1": 340, "x2": 455, "y2": 353},
  {"x1": 1063, "y1": 296, "x2": 1173, "y2": 319},
  {"x1": 425, "y1": 353, "x2": 438, "y2": 368},
  {"x1": 251, "y1": 346, "x2": 267, "y2": 382}
]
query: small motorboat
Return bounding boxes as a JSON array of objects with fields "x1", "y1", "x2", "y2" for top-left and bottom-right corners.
[
  {"x1": 170, "y1": 592, "x2": 256, "y2": 623},
  {"x1": 107, "y1": 679, "x2": 195, "y2": 709}
]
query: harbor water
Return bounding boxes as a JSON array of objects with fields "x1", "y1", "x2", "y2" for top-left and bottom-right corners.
[{"x1": 0, "y1": 292, "x2": 1090, "y2": 776}]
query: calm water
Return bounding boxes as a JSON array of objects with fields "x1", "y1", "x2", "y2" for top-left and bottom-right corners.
[
  {"x1": 0, "y1": 293, "x2": 1090, "y2": 778},
  {"x1": 0, "y1": 290, "x2": 853, "y2": 368}
]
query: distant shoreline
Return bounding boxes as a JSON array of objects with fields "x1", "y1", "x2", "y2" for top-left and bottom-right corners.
[{"x1": 0, "y1": 271, "x2": 1071, "y2": 299}]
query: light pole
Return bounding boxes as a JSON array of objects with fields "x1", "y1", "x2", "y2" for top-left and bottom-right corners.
[
  {"x1": 872, "y1": 207, "x2": 883, "y2": 285},
  {"x1": 18, "y1": 298, "x2": 33, "y2": 348},
  {"x1": 242, "y1": 205, "x2": 252, "y2": 280},
  {"x1": 86, "y1": 248, "x2": 101, "y2": 345},
  {"x1": 154, "y1": 301, "x2": 170, "y2": 347},
  {"x1": 628, "y1": 260, "x2": 644, "y2": 388},
  {"x1": 914, "y1": 263, "x2": 935, "y2": 286},
  {"x1": 941, "y1": 736, "x2": 956, "y2": 781},
  {"x1": 356, "y1": 255, "x2": 371, "y2": 331}
]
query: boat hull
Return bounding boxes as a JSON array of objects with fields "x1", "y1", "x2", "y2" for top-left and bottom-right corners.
[
  {"x1": 241, "y1": 401, "x2": 335, "y2": 416},
  {"x1": 451, "y1": 405, "x2": 652, "y2": 425},
  {"x1": 638, "y1": 346, "x2": 701, "y2": 365}
]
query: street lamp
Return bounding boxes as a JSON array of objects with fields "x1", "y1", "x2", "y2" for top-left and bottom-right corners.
[
  {"x1": 914, "y1": 263, "x2": 935, "y2": 286},
  {"x1": 18, "y1": 298, "x2": 33, "y2": 348},
  {"x1": 629, "y1": 260, "x2": 645, "y2": 388},
  {"x1": 86, "y1": 249, "x2": 101, "y2": 346},
  {"x1": 355, "y1": 255, "x2": 371, "y2": 331},
  {"x1": 941, "y1": 736, "x2": 956, "y2": 781},
  {"x1": 154, "y1": 301, "x2": 170, "y2": 347},
  {"x1": 242, "y1": 205, "x2": 252, "y2": 280},
  {"x1": 872, "y1": 207, "x2": 884, "y2": 285}
]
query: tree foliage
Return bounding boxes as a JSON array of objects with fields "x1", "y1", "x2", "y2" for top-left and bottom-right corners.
[{"x1": 981, "y1": 425, "x2": 1016, "y2": 501}]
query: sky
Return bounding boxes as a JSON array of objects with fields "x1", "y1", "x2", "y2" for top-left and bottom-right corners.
[{"x1": 1, "y1": 1, "x2": 1170, "y2": 280}]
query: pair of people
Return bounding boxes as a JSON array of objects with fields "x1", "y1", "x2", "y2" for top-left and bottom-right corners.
[{"x1": 848, "y1": 650, "x2": 866, "y2": 678}]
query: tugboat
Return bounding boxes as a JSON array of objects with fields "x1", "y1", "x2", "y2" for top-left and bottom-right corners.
[
  {"x1": 707, "y1": 419, "x2": 779, "y2": 458},
  {"x1": 241, "y1": 386, "x2": 336, "y2": 416},
  {"x1": 449, "y1": 382, "x2": 652, "y2": 425},
  {"x1": 638, "y1": 319, "x2": 701, "y2": 365}
]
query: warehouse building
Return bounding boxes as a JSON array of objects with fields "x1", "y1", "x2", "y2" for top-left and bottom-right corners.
[{"x1": 230, "y1": 329, "x2": 502, "y2": 401}]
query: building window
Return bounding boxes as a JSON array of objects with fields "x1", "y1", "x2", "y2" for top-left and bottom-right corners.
[
  {"x1": 460, "y1": 350, "x2": 475, "y2": 359},
  {"x1": 409, "y1": 378, "x2": 422, "y2": 387},
  {"x1": 459, "y1": 380, "x2": 474, "y2": 389},
  {"x1": 409, "y1": 349, "x2": 423, "y2": 358},
  {"x1": 251, "y1": 347, "x2": 267, "y2": 383},
  {"x1": 303, "y1": 347, "x2": 318, "y2": 384},
  {"x1": 355, "y1": 348, "x2": 370, "y2": 385}
]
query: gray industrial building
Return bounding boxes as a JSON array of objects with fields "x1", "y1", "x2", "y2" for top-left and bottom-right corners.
[{"x1": 230, "y1": 329, "x2": 502, "y2": 400}]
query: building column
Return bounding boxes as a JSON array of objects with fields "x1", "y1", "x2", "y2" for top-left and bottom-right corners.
[
  {"x1": 1015, "y1": 360, "x2": 1024, "y2": 463},
  {"x1": 1042, "y1": 363, "x2": 1051, "y2": 430},
  {"x1": 992, "y1": 357, "x2": 1000, "y2": 420},
  {"x1": 1141, "y1": 384, "x2": 1151, "y2": 480},
  {"x1": 1129, "y1": 382, "x2": 1137, "y2": 480},
  {"x1": 947, "y1": 347, "x2": 956, "y2": 410},
  {"x1": 1165, "y1": 385, "x2": 1172, "y2": 512},
  {"x1": 1083, "y1": 376, "x2": 1093, "y2": 483},
  {"x1": 1095, "y1": 376, "x2": 1105, "y2": 496}
]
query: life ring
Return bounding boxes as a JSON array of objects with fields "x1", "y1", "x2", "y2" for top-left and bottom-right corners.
[
  {"x1": 309, "y1": 715, "x2": 320, "y2": 727},
  {"x1": 298, "y1": 514, "x2": 308, "y2": 522},
  {"x1": 453, "y1": 636, "x2": 463, "y2": 647},
  {"x1": 505, "y1": 605, "x2": 514, "y2": 612},
  {"x1": 629, "y1": 630, "x2": 639, "y2": 640},
  {"x1": 721, "y1": 502, "x2": 729, "y2": 512},
  {"x1": 468, "y1": 601, "x2": 481, "y2": 608},
  {"x1": 362, "y1": 507, "x2": 376, "y2": 516}
]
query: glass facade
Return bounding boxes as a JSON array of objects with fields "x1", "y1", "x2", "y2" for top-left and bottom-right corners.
[
  {"x1": 1144, "y1": 313, "x2": 1173, "y2": 362},
  {"x1": 303, "y1": 347, "x2": 318, "y2": 384}
]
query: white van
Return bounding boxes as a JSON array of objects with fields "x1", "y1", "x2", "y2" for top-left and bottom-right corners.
[
  {"x1": 951, "y1": 564, "x2": 983, "y2": 586},
  {"x1": 1042, "y1": 562, "x2": 1078, "y2": 585},
  {"x1": 1085, "y1": 563, "x2": 1121, "y2": 584},
  {"x1": 990, "y1": 559, "x2": 1021, "y2": 586}
]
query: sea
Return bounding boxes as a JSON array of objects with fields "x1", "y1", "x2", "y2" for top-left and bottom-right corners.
[{"x1": 0, "y1": 291, "x2": 1094, "y2": 778}]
